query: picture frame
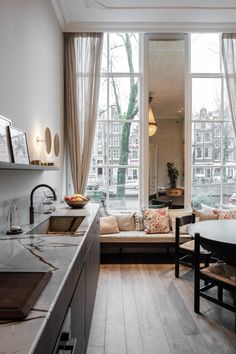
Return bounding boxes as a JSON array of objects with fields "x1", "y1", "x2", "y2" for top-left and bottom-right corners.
[
  {"x1": 7, "y1": 126, "x2": 30, "y2": 164},
  {"x1": 0, "y1": 115, "x2": 12, "y2": 162},
  {"x1": 0, "y1": 115, "x2": 12, "y2": 127}
]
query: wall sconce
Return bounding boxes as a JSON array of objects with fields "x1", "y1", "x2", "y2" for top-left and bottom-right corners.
[
  {"x1": 36, "y1": 127, "x2": 52, "y2": 154},
  {"x1": 36, "y1": 136, "x2": 44, "y2": 144},
  {"x1": 149, "y1": 96, "x2": 157, "y2": 137}
]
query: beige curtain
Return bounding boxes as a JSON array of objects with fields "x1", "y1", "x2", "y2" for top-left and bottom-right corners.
[
  {"x1": 64, "y1": 33, "x2": 103, "y2": 194},
  {"x1": 222, "y1": 33, "x2": 236, "y2": 137}
]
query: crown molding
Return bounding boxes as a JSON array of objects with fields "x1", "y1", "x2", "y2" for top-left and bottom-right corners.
[
  {"x1": 87, "y1": 0, "x2": 236, "y2": 11},
  {"x1": 50, "y1": 0, "x2": 70, "y2": 30},
  {"x1": 64, "y1": 21, "x2": 236, "y2": 33}
]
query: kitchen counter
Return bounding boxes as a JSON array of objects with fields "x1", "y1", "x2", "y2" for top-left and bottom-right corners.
[{"x1": 0, "y1": 202, "x2": 100, "y2": 354}]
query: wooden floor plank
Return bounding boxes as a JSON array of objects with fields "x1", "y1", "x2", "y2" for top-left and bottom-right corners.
[
  {"x1": 120, "y1": 264, "x2": 144, "y2": 354},
  {"x1": 105, "y1": 264, "x2": 126, "y2": 354},
  {"x1": 86, "y1": 345, "x2": 104, "y2": 354},
  {"x1": 145, "y1": 264, "x2": 194, "y2": 354},
  {"x1": 169, "y1": 268, "x2": 236, "y2": 354},
  {"x1": 86, "y1": 265, "x2": 109, "y2": 353},
  {"x1": 130, "y1": 264, "x2": 171, "y2": 354},
  {"x1": 87, "y1": 263, "x2": 236, "y2": 354},
  {"x1": 186, "y1": 335, "x2": 212, "y2": 354}
]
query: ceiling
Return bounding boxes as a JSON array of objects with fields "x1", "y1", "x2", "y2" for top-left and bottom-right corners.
[
  {"x1": 50, "y1": 1, "x2": 235, "y2": 122},
  {"x1": 51, "y1": 0, "x2": 236, "y2": 32}
]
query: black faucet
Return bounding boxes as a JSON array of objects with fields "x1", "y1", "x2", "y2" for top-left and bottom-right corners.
[{"x1": 29, "y1": 184, "x2": 57, "y2": 224}]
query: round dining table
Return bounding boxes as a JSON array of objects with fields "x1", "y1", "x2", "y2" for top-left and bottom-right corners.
[
  {"x1": 187, "y1": 220, "x2": 236, "y2": 245},
  {"x1": 187, "y1": 220, "x2": 236, "y2": 264}
]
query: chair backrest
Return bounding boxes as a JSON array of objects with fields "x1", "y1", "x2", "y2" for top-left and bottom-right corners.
[
  {"x1": 175, "y1": 214, "x2": 195, "y2": 244},
  {"x1": 195, "y1": 232, "x2": 236, "y2": 266},
  {"x1": 178, "y1": 214, "x2": 195, "y2": 227}
]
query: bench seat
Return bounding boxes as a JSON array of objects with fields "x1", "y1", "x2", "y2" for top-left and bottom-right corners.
[{"x1": 100, "y1": 231, "x2": 191, "y2": 244}]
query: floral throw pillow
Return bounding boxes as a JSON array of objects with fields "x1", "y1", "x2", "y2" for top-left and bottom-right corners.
[
  {"x1": 143, "y1": 207, "x2": 170, "y2": 234},
  {"x1": 217, "y1": 210, "x2": 236, "y2": 220}
]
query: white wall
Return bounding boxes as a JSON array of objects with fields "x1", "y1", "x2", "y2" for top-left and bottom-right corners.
[{"x1": 0, "y1": 0, "x2": 64, "y2": 201}]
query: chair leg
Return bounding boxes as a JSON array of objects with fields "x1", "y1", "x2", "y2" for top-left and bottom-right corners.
[
  {"x1": 234, "y1": 290, "x2": 236, "y2": 333},
  {"x1": 218, "y1": 286, "x2": 223, "y2": 302},
  {"x1": 205, "y1": 254, "x2": 210, "y2": 268},
  {"x1": 191, "y1": 254, "x2": 194, "y2": 267},
  {"x1": 194, "y1": 235, "x2": 200, "y2": 314},
  {"x1": 203, "y1": 254, "x2": 210, "y2": 286},
  {"x1": 175, "y1": 247, "x2": 179, "y2": 278},
  {"x1": 194, "y1": 275, "x2": 200, "y2": 313}
]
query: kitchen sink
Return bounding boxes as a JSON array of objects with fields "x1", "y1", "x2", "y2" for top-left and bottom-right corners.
[{"x1": 26, "y1": 216, "x2": 85, "y2": 235}]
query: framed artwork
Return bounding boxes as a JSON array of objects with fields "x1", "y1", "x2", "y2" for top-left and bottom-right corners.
[
  {"x1": 8, "y1": 126, "x2": 30, "y2": 164},
  {"x1": 0, "y1": 116, "x2": 12, "y2": 162}
]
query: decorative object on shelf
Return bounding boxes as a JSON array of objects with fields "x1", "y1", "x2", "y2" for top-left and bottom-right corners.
[
  {"x1": 0, "y1": 115, "x2": 12, "y2": 162},
  {"x1": 148, "y1": 96, "x2": 157, "y2": 137},
  {"x1": 30, "y1": 160, "x2": 55, "y2": 166},
  {"x1": 167, "y1": 161, "x2": 179, "y2": 192},
  {"x1": 7, "y1": 126, "x2": 30, "y2": 164},
  {"x1": 64, "y1": 194, "x2": 90, "y2": 209},
  {"x1": 30, "y1": 160, "x2": 42, "y2": 165},
  {"x1": 53, "y1": 133, "x2": 60, "y2": 157}
]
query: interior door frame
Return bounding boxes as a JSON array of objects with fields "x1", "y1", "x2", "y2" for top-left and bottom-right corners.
[{"x1": 142, "y1": 33, "x2": 191, "y2": 208}]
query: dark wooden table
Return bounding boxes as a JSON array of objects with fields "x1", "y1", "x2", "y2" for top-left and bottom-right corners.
[{"x1": 155, "y1": 195, "x2": 184, "y2": 208}]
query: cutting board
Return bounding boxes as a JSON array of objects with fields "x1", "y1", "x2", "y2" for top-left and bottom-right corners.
[{"x1": 0, "y1": 271, "x2": 52, "y2": 320}]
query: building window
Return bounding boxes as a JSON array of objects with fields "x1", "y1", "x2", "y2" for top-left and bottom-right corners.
[
  {"x1": 204, "y1": 147, "x2": 212, "y2": 159},
  {"x1": 196, "y1": 147, "x2": 203, "y2": 159},
  {"x1": 113, "y1": 136, "x2": 119, "y2": 146},
  {"x1": 87, "y1": 33, "x2": 140, "y2": 211},
  {"x1": 113, "y1": 125, "x2": 119, "y2": 134},
  {"x1": 214, "y1": 149, "x2": 220, "y2": 161},
  {"x1": 113, "y1": 149, "x2": 119, "y2": 160},
  {"x1": 132, "y1": 150, "x2": 138, "y2": 159},
  {"x1": 204, "y1": 132, "x2": 212, "y2": 143},
  {"x1": 195, "y1": 132, "x2": 203, "y2": 143},
  {"x1": 191, "y1": 33, "x2": 236, "y2": 206}
]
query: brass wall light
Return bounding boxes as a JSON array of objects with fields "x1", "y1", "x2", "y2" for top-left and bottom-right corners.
[
  {"x1": 149, "y1": 96, "x2": 157, "y2": 137},
  {"x1": 36, "y1": 127, "x2": 52, "y2": 154}
]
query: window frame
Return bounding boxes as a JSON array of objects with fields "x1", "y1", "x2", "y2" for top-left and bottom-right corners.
[
  {"x1": 190, "y1": 33, "x2": 236, "y2": 206},
  {"x1": 88, "y1": 33, "x2": 142, "y2": 211}
]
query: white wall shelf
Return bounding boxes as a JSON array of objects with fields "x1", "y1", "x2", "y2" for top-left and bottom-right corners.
[{"x1": 0, "y1": 162, "x2": 59, "y2": 171}]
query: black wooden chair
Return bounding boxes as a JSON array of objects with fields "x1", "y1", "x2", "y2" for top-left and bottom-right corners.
[
  {"x1": 194, "y1": 232, "x2": 236, "y2": 331},
  {"x1": 175, "y1": 215, "x2": 211, "y2": 278}
]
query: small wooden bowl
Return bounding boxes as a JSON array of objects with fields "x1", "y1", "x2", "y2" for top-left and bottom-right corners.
[{"x1": 64, "y1": 198, "x2": 89, "y2": 209}]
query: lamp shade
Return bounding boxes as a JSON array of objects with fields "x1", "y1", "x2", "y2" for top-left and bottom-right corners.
[{"x1": 148, "y1": 105, "x2": 157, "y2": 136}]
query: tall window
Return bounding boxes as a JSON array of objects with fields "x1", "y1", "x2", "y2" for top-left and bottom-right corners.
[
  {"x1": 87, "y1": 33, "x2": 140, "y2": 211},
  {"x1": 191, "y1": 33, "x2": 236, "y2": 207}
]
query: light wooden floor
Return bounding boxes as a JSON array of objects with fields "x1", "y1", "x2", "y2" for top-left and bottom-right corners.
[{"x1": 87, "y1": 263, "x2": 236, "y2": 354}]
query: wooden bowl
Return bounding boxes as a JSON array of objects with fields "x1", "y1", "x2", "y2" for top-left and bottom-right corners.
[{"x1": 64, "y1": 198, "x2": 89, "y2": 209}]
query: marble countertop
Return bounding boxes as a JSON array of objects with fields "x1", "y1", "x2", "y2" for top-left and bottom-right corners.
[{"x1": 0, "y1": 202, "x2": 100, "y2": 354}]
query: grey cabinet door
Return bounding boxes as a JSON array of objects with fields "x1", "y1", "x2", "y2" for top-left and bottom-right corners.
[{"x1": 71, "y1": 266, "x2": 86, "y2": 354}]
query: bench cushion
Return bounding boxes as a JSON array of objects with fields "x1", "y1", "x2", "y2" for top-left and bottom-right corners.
[{"x1": 100, "y1": 230, "x2": 191, "y2": 244}]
